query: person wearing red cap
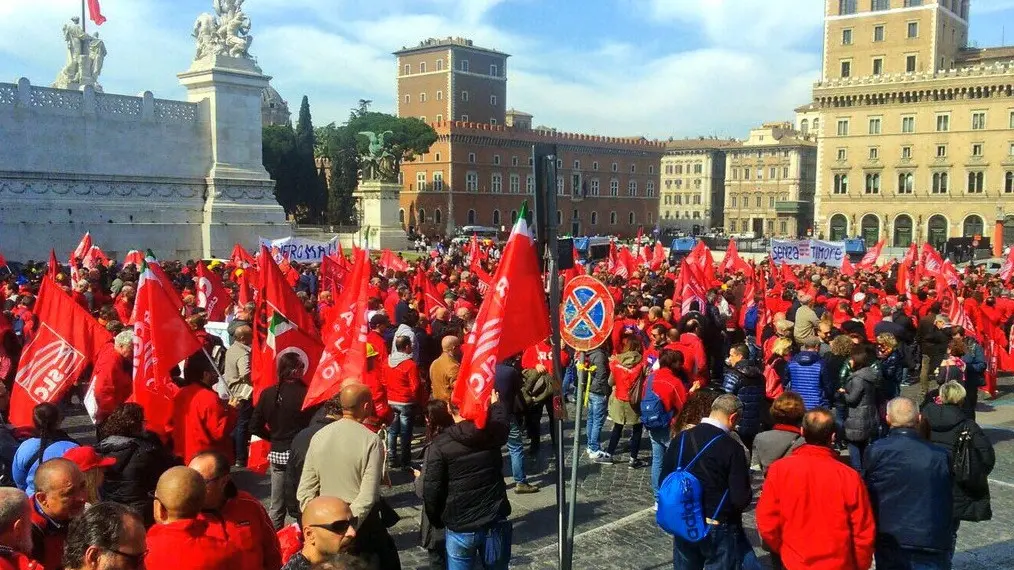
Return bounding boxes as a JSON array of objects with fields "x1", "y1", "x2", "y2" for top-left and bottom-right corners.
[
  {"x1": 0, "y1": 488, "x2": 41, "y2": 570},
  {"x1": 61, "y1": 447, "x2": 116, "y2": 507}
]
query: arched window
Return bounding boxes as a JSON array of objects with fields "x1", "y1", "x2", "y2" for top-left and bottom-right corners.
[
  {"x1": 467, "y1": 209, "x2": 476, "y2": 225},
  {"x1": 928, "y1": 215, "x2": 948, "y2": 249},
  {"x1": 435, "y1": 209, "x2": 442, "y2": 224},
  {"x1": 591, "y1": 212, "x2": 598, "y2": 225},
  {"x1": 860, "y1": 214, "x2": 880, "y2": 246},
  {"x1": 510, "y1": 210, "x2": 518, "y2": 225},
  {"x1": 628, "y1": 212, "x2": 636, "y2": 225},
  {"x1": 812, "y1": 118, "x2": 819, "y2": 132},
  {"x1": 556, "y1": 210, "x2": 562, "y2": 225},
  {"x1": 800, "y1": 119, "x2": 809, "y2": 134},
  {"x1": 829, "y1": 214, "x2": 848, "y2": 241},
  {"x1": 492, "y1": 210, "x2": 501, "y2": 226},
  {"x1": 610, "y1": 211, "x2": 617, "y2": 225},
  {"x1": 963, "y1": 215, "x2": 984, "y2": 238},
  {"x1": 399, "y1": 209, "x2": 405, "y2": 224},
  {"x1": 894, "y1": 215, "x2": 913, "y2": 247},
  {"x1": 418, "y1": 208, "x2": 426, "y2": 224}
]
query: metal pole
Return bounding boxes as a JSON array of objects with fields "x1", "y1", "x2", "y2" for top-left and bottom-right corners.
[{"x1": 81, "y1": 0, "x2": 86, "y2": 34}]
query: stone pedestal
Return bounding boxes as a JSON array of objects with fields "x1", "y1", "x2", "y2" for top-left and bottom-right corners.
[
  {"x1": 354, "y1": 180, "x2": 408, "y2": 250},
  {"x1": 178, "y1": 54, "x2": 288, "y2": 258}
]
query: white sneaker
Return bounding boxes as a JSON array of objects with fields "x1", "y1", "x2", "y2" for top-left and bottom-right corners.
[
  {"x1": 652, "y1": 502, "x2": 658, "y2": 512},
  {"x1": 586, "y1": 448, "x2": 597, "y2": 459}
]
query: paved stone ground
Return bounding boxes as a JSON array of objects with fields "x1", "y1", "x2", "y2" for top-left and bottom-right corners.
[{"x1": 63, "y1": 375, "x2": 1014, "y2": 569}]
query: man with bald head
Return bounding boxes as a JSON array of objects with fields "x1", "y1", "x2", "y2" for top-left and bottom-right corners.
[
  {"x1": 429, "y1": 336, "x2": 461, "y2": 402},
  {"x1": 146, "y1": 467, "x2": 232, "y2": 570},
  {"x1": 0, "y1": 488, "x2": 38, "y2": 568},
  {"x1": 30, "y1": 458, "x2": 87, "y2": 569},
  {"x1": 281, "y1": 497, "x2": 357, "y2": 569},
  {"x1": 864, "y1": 397, "x2": 953, "y2": 568},
  {"x1": 297, "y1": 384, "x2": 400, "y2": 569}
]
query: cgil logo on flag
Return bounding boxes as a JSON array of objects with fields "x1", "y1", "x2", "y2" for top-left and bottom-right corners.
[{"x1": 15, "y1": 323, "x2": 87, "y2": 403}]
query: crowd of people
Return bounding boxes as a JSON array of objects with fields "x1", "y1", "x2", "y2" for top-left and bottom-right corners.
[{"x1": 0, "y1": 236, "x2": 1007, "y2": 570}]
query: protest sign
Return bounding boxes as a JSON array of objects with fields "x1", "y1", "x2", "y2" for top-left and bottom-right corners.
[
  {"x1": 258, "y1": 236, "x2": 340, "y2": 263},
  {"x1": 770, "y1": 239, "x2": 845, "y2": 268}
]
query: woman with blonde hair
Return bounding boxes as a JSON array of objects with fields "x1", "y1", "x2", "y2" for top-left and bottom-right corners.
[{"x1": 62, "y1": 446, "x2": 116, "y2": 506}]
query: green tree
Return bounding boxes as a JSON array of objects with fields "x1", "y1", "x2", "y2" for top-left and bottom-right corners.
[
  {"x1": 262, "y1": 124, "x2": 298, "y2": 214},
  {"x1": 294, "y1": 96, "x2": 327, "y2": 220},
  {"x1": 347, "y1": 112, "x2": 438, "y2": 168}
]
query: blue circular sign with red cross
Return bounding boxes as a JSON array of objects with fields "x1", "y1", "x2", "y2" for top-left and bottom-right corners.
[{"x1": 561, "y1": 275, "x2": 614, "y2": 351}]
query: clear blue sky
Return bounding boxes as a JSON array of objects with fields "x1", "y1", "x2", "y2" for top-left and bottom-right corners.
[{"x1": 2, "y1": 0, "x2": 1014, "y2": 138}]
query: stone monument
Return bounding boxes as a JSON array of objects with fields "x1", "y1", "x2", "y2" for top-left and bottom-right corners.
[
  {"x1": 178, "y1": 0, "x2": 286, "y2": 258},
  {"x1": 354, "y1": 131, "x2": 407, "y2": 249},
  {"x1": 52, "y1": 17, "x2": 106, "y2": 92}
]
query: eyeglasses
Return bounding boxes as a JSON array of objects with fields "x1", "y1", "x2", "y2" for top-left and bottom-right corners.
[
  {"x1": 106, "y1": 547, "x2": 147, "y2": 569},
  {"x1": 309, "y1": 517, "x2": 357, "y2": 535}
]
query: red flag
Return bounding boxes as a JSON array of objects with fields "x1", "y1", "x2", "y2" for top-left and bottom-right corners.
[
  {"x1": 686, "y1": 241, "x2": 717, "y2": 286},
  {"x1": 918, "y1": 243, "x2": 945, "y2": 281},
  {"x1": 414, "y1": 269, "x2": 447, "y2": 319},
  {"x1": 122, "y1": 250, "x2": 144, "y2": 270},
  {"x1": 672, "y1": 259, "x2": 708, "y2": 318},
  {"x1": 71, "y1": 232, "x2": 92, "y2": 265},
  {"x1": 230, "y1": 243, "x2": 256, "y2": 268},
  {"x1": 87, "y1": 0, "x2": 107, "y2": 25},
  {"x1": 896, "y1": 262, "x2": 910, "y2": 295},
  {"x1": 452, "y1": 206, "x2": 549, "y2": 428},
  {"x1": 196, "y1": 262, "x2": 230, "y2": 322},
  {"x1": 473, "y1": 265, "x2": 494, "y2": 296},
  {"x1": 718, "y1": 239, "x2": 752, "y2": 277},
  {"x1": 237, "y1": 268, "x2": 254, "y2": 307},
  {"x1": 320, "y1": 255, "x2": 349, "y2": 298},
  {"x1": 9, "y1": 278, "x2": 111, "y2": 427},
  {"x1": 779, "y1": 263, "x2": 800, "y2": 287},
  {"x1": 901, "y1": 242, "x2": 918, "y2": 266},
  {"x1": 379, "y1": 249, "x2": 410, "y2": 273},
  {"x1": 999, "y1": 244, "x2": 1014, "y2": 281},
  {"x1": 650, "y1": 242, "x2": 666, "y2": 271},
  {"x1": 304, "y1": 248, "x2": 370, "y2": 409},
  {"x1": 83, "y1": 246, "x2": 110, "y2": 269},
  {"x1": 841, "y1": 255, "x2": 856, "y2": 276},
  {"x1": 47, "y1": 249, "x2": 59, "y2": 281},
  {"x1": 130, "y1": 263, "x2": 202, "y2": 435},
  {"x1": 607, "y1": 241, "x2": 628, "y2": 279},
  {"x1": 617, "y1": 246, "x2": 637, "y2": 278},
  {"x1": 857, "y1": 239, "x2": 885, "y2": 270},
  {"x1": 133, "y1": 252, "x2": 183, "y2": 318}
]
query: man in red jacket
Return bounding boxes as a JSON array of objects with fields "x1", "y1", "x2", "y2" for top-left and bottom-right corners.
[
  {"x1": 756, "y1": 408, "x2": 875, "y2": 570},
  {"x1": 88, "y1": 331, "x2": 133, "y2": 424},
  {"x1": 190, "y1": 451, "x2": 281, "y2": 570},
  {"x1": 146, "y1": 467, "x2": 232, "y2": 570},
  {"x1": 383, "y1": 336, "x2": 420, "y2": 468},
  {"x1": 171, "y1": 357, "x2": 238, "y2": 464},
  {"x1": 0, "y1": 489, "x2": 41, "y2": 570}
]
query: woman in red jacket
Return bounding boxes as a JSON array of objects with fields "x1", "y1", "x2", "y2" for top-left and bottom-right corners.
[
  {"x1": 605, "y1": 332, "x2": 646, "y2": 468},
  {"x1": 383, "y1": 335, "x2": 420, "y2": 469},
  {"x1": 646, "y1": 349, "x2": 689, "y2": 505}
]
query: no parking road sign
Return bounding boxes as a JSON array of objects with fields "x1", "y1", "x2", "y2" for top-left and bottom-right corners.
[{"x1": 561, "y1": 275, "x2": 614, "y2": 351}]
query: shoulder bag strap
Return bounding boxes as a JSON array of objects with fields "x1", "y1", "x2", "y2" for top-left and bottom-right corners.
[{"x1": 684, "y1": 434, "x2": 725, "y2": 471}]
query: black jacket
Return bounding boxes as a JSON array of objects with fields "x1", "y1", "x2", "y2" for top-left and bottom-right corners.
[
  {"x1": 659, "y1": 422, "x2": 752, "y2": 525},
  {"x1": 719, "y1": 362, "x2": 765, "y2": 438},
  {"x1": 922, "y1": 403, "x2": 995, "y2": 522},
  {"x1": 423, "y1": 402, "x2": 511, "y2": 532},
  {"x1": 250, "y1": 379, "x2": 315, "y2": 453},
  {"x1": 586, "y1": 347, "x2": 612, "y2": 396},
  {"x1": 864, "y1": 428, "x2": 953, "y2": 554},
  {"x1": 95, "y1": 433, "x2": 178, "y2": 525},
  {"x1": 917, "y1": 316, "x2": 949, "y2": 368},
  {"x1": 284, "y1": 409, "x2": 335, "y2": 519}
]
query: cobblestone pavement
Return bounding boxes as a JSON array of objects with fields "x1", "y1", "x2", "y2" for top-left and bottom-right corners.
[{"x1": 62, "y1": 375, "x2": 1014, "y2": 569}]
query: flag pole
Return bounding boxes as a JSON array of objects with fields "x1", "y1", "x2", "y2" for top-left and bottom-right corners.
[{"x1": 81, "y1": 0, "x2": 86, "y2": 34}]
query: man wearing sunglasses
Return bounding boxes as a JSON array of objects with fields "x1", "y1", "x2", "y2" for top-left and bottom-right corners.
[
  {"x1": 281, "y1": 497, "x2": 356, "y2": 570},
  {"x1": 145, "y1": 467, "x2": 231, "y2": 570},
  {"x1": 62, "y1": 502, "x2": 146, "y2": 570}
]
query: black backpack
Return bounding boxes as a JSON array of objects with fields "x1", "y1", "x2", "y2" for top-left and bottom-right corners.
[{"x1": 953, "y1": 421, "x2": 986, "y2": 488}]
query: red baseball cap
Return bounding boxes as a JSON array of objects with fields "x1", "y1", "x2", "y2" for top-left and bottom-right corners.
[{"x1": 63, "y1": 446, "x2": 117, "y2": 471}]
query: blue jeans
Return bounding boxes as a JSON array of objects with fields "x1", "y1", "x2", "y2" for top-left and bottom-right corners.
[
  {"x1": 507, "y1": 417, "x2": 527, "y2": 484},
  {"x1": 232, "y1": 399, "x2": 253, "y2": 465},
  {"x1": 847, "y1": 439, "x2": 870, "y2": 471},
  {"x1": 672, "y1": 522, "x2": 761, "y2": 570},
  {"x1": 446, "y1": 519, "x2": 512, "y2": 570},
  {"x1": 585, "y1": 393, "x2": 608, "y2": 453},
  {"x1": 562, "y1": 362, "x2": 577, "y2": 398},
  {"x1": 648, "y1": 426, "x2": 671, "y2": 500},
  {"x1": 875, "y1": 547, "x2": 951, "y2": 570},
  {"x1": 387, "y1": 403, "x2": 415, "y2": 467}
]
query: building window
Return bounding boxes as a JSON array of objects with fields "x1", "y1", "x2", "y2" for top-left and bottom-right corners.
[
  {"x1": 908, "y1": 22, "x2": 919, "y2": 38},
  {"x1": 906, "y1": 55, "x2": 917, "y2": 73},
  {"x1": 468, "y1": 152, "x2": 476, "y2": 163},
  {"x1": 902, "y1": 146, "x2": 913, "y2": 159},
  {"x1": 865, "y1": 173, "x2": 881, "y2": 194},
  {"x1": 757, "y1": 168, "x2": 764, "y2": 180},
  {"x1": 932, "y1": 172, "x2": 949, "y2": 193},
  {"x1": 526, "y1": 175, "x2": 534, "y2": 194},
  {"x1": 755, "y1": 196, "x2": 762, "y2": 208},
  {"x1": 591, "y1": 212, "x2": 598, "y2": 225},
  {"x1": 590, "y1": 179, "x2": 600, "y2": 196},
  {"x1": 628, "y1": 212, "x2": 636, "y2": 225},
  {"x1": 646, "y1": 181, "x2": 656, "y2": 197},
  {"x1": 972, "y1": 112, "x2": 986, "y2": 130},
  {"x1": 902, "y1": 116, "x2": 915, "y2": 133},
  {"x1": 509, "y1": 173, "x2": 520, "y2": 194},
  {"x1": 627, "y1": 180, "x2": 638, "y2": 197},
  {"x1": 419, "y1": 62, "x2": 427, "y2": 73},
  {"x1": 972, "y1": 143, "x2": 983, "y2": 157},
  {"x1": 834, "y1": 173, "x2": 849, "y2": 194},
  {"x1": 1006, "y1": 171, "x2": 1014, "y2": 193},
  {"x1": 404, "y1": 94, "x2": 410, "y2": 104},
  {"x1": 783, "y1": 166, "x2": 790, "y2": 178},
  {"x1": 1009, "y1": 111, "x2": 1014, "y2": 129},
  {"x1": 466, "y1": 171, "x2": 478, "y2": 192},
  {"x1": 840, "y1": 60, "x2": 851, "y2": 78},
  {"x1": 593, "y1": 161, "x2": 599, "y2": 171},
  {"x1": 649, "y1": 165, "x2": 655, "y2": 175},
  {"x1": 676, "y1": 194, "x2": 682, "y2": 205},
  {"x1": 492, "y1": 210, "x2": 500, "y2": 226},
  {"x1": 490, "y1": 95, "x2": 497, "y2": 106},
  {"x1": 937, "y1": 145, "x2": 947, "y2": 158},
  {"x1": 490, "y1": 64, "x2": 498, "y2": 76},
  {"x1": 467, "y1": 209, "x2": 475, "y2": 225},
  {"x1": 842, "y1": 28, "x2": 853, "y2": 45},
  {"x1": 967, "y1": 172, "x2": 984, "y2": 193},
  {"x1": 904, "y1": 0, "x2": 922, "y2": 6},
  {"x1": 837, "y1": 148, "x2": 847, "y2": 161},
  {"x1": 460, "y1": 59, "x2": 469, "y2": 72},
  {"x1": 609, "y1": 212, "x2": 617, "y2": 225},
  {"x1": 869, "y1": 147, "x2": 879, "y2": 160},
  {"x1": 769, "y1": 196, "x2": 776, "y2": 208},
  {"x1": 418, "y1": 208, "x2": 426, "y2": 223},
  {"x1": 837, "y1": 119, "x2": 850, "y2": 136},
  {"x1": 460, "y1": 114, "x2": 468, "y2": 122},
  {"x1": 609, "y1": 179, "x2": 619, "y2": 197},
  {"x1": 869, "y1": 117, "x2": 882, "y2": 134},
  {"x1": 416, "y1": 172, "x2": 427, "y2": 192},
  {"x1": 611, "y1": 163, "x2": 618, "y2": 172},
  {"x1": 557, "y1": 175, "x2": 565, "y2": 196},
  {"x1": 419, "y1": 116, "x2": 426, "y2": 123},
  {"x1": 436, "y1": 59, "x2": 444, "y2": 71},
  {"x1": 419, "y1": 93, "x2": 427, "y2": 103},
  {"x1": 780, "y1": 220, "x2": 788, "y2": 234},
  {"x1": 433, "y1": 172, "x2": 444, "y2": 192},
  {"x1": 767, "y1": 220, "x2": 775, "y2": 233},
  {"x1": 493, "y1": 155, "x2": 501, "y2": 165},
  {"x1": 898, "y1": 172, "x2": 914, "y2": 194},
  {"x1": 873, "y1": 25, "x2": 885, "y2": 41},
  {"x1": 435, "y1": 91, "x2": 443, "y2": 102},
  {"x1": 435, "y1": 209, "x2": 442, "y2": 224},
  {"x1": 769, "y1": 167, "x2": 777, "y2": 179},
  {"x1": 936, "y1": 114, "x2": 950, "y2": 132},
  {"x1": 435, "y1": 114, "x2": 443, "y2": 123},
  {"x1": 629, "y1": 164, "x2": 636, "y2": 173},
  {"x1": 403, "y1": 64, "x2": 411, "y2": 75},
  {"x1": 399, "y1": 208, "x2": 405, "y2": 224},
  {"x1": 461, "y1": 91, "x2": 469, "y2": 102},
  {"x1": 872, "y1": 58, "x2": 884, "y2": 75},
  {"x1": 731, "y1": 196, "x2": 738, "y2": 207},
  {"x1": 839, "y1": 0, "x2": 857, "y2": 15},
  {"x1": 744, "y1": 169, "x2": 751, "y2": 180}
]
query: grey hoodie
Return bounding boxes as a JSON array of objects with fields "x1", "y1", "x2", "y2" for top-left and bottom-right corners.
[{"x1": 389, "y1": 350, "x2": 413, "y2": 369}]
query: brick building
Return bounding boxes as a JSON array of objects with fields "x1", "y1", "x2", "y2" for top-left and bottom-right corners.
[{"x1": 394, "y1": 37, "x2": 663, "y2": 238}]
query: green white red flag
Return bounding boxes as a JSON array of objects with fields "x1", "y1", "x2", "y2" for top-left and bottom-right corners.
[{"x1": 452, "y1": 203, "x2": 549, "y2": 428}]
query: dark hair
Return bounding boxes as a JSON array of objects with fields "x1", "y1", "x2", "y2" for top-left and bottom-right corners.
[
  {"x1": 802, "y1": 408, "x2": 836, "y2": 446},
  {"x1": 32, "y1": 403, "x2": 62, "y2": 438},
  {"x1": 658, "y1": 349, "x2": 684, "y2": 373},
  {"x1": 770, "y1": 392, "x2": 805, "y2": 426},
  {"x1": 191, "y1": 450, "x2": 230, "y2": 479},
  {"x1": 730, "y1": 343, "x2": 750, "y2": 361},
  {"x1": 424, "y1": 400, "x2": 454, "y2": 442},
  {"x1": 98, "y1": 403, "x2": 145, "y2": 441},
  {"x1": 183, "y1": 353, "x2": 217, "y2": 386},
  {"x1": 63, "y1": 502, "x2": 142, "y2": 569},
  {"x1": 310, "y1": 553, "x2": 371, "y2": 570},
  {"x1": 277, "y1": 352, "x2": 305, "y2": 382},
  {"x1": 401, "y1": 309, "x2": 420, "y2": 327},
  {"x1": 850, "y1": 344, "x2": 873, "y2": 370},
  {"x1": 322, "y1": 394, "x2": 342, "y2": 418},
  {"x1": 672, "y1": 389, "x2": 720, "y2": 435},
  {"x1": 395, "y1": 335, "x2": 413, "y2": 352},
  {"x1": 948, "y1": 338, "x2": 967, "y2": 358}
]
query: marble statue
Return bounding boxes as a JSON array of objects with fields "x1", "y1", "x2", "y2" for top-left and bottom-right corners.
[
  {"x1": 53, "y1": 17, "x2": 104, "y2": 91},
  {"x1": 192, "y1": 0, "x2": 256, "y2": 63},
  {"x1": 358, "y1": 130, "x2": 398, "y2": 183}
]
